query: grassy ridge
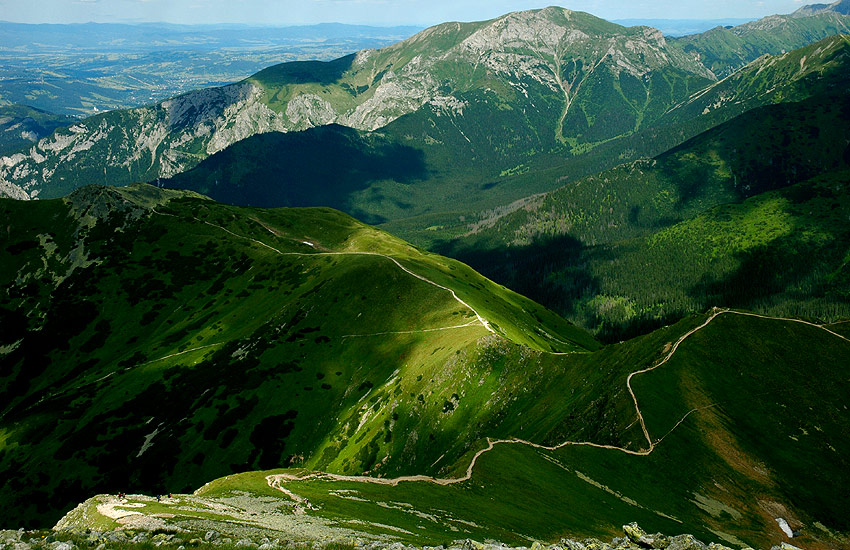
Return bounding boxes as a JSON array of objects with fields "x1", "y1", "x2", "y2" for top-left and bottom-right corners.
[
  {"x1": 671, "y1": 12, "x2": 850, "y2": 77},
  {"x1": 0, "y1": 184, "x2": 602, "y2": 528},
  {"x1": 193, "y1": 311, "x2": 850, "y2": 549},
  {"x1": 61, "y1": 311, "x2": 850, "y2": 549}
]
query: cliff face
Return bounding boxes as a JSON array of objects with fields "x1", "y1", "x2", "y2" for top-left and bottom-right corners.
[{"x1": 0, "y1": 82, "x2": 286, "y2": 200}]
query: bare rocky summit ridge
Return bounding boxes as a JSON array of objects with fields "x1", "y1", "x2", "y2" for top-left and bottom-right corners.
[{"x1": 792, "y1": 0, "x2": 850, "y2": 17}]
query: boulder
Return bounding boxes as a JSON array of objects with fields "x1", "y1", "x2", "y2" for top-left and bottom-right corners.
[
  {"x1": 236, "y1": 540, "x2": 258, "y2": 549},
  {"x1": 622, "y1": 524, "x2": 656, "y2": 548},
  {"x1": 667, "y1": 535, "x2": 706, "y2": 550},
  {"x1": 780, "y1": 544, "x2": 804, "y2": 550},
  {"x1": 105, "y1": 532, "x2": 128, "y2": 543},
  {"x1": 648, "y1": 535, "x2": 670, "y2": 549},
  {"x1": 583, "y1": 539, "x2": 611, "y2": 550},
  {"x1": 205, "y1": 531, "x2": 220, "y2": 542}
]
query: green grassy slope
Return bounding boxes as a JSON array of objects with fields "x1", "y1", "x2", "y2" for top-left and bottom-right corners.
[
  {"x1": 672, "y1": 11, "x2": 850, "y2": 77},
  {"x1": 0, "y1": 184, "x2": 598, "y2": 529},
  {"x1": 63, "y1": 311, "x2": 850, "y2": 550},
  {"x1": 438, "y1": 79, "x2": 850, "y2": 341}
]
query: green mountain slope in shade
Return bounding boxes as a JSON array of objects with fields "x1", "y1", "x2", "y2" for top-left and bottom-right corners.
[
  {"x1": 0, "y1": 184, "x2": 600, "y2": 529},
  {"x1": 57, "y1": 311, "x2": 850, "y2": 550},
  {"x1": 670, "y1": 5, "x2": 850, "y2": 77},
  {"x1": 662, "y1": 34, "x2": 850, "y2": 128},
  {"x1": 0, "y1": 105, "x2": 75, "y2": 157},
  {"x1": 436, "y1": 83, "x2": 850, "y2": 341}
]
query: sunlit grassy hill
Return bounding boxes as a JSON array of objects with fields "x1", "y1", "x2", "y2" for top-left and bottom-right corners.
[
  {"x1": 57, "y1": 310, "x2": 850, "y2": 550},
  {"x1": 0, "y1": 183, "x2": 600, "y2": 528}
]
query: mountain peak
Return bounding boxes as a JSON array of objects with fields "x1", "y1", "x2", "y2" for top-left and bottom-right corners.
[{"x1": 793, "y1": 0, "x2": 850, "y2": 16}]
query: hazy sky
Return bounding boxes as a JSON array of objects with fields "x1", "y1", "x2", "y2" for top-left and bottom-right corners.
[{"x1": 0, "y1": 0, "x2": 814, "y2": 26}]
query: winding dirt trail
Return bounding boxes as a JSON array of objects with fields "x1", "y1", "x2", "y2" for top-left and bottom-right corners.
[
  {"x1": 151, "y1": 210, "x2": 850, "y2": 497},
  {"x1": 265, "y1": 307, "x2": 849, "y2": 496},
  {"x1": 193, "y1": 217, "x2": 494, "y2": 335}
]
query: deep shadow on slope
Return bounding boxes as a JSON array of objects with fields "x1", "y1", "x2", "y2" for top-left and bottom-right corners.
[
  {"x1": 164, "y1": 125, "x2": 427, "y2": 224},
  {"x1": 435, "y1": 235, "x2": 685, "y2": 344},
  {"x1": 658, "y1": 91, "x2": 850, "y2": 208},
  {"x1": 688, "y1": 177, "x2": 850, "y2": 317},
  {"x1": 250, "y1": 53, "x2": 356, "y2": 87},
  {"x1": 438, "y1": 92, "x2": 850, "y2": 341},
  {"x1": 441, "y1": 171, "x2": 850, "y2": 343}
]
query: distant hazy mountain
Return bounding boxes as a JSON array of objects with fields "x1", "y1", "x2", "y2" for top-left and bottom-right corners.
[
  {"x1": 792, "y1": 0, "x2": 850, "y2": 16},
  {"x1": 1, "y1": 3, "x2": 848, "y2": 209},
  {"x1": 0, "y1": 21, "x2": 422, "y2": 116},
  {"x1": 671, "y1": 2, "x2": 850, "y2": 76},
  {"x1": 613, "y1": 18, "x2": 754, "y2": 36}
]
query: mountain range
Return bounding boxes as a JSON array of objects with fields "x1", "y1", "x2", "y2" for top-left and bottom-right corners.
[
  {"x1": 3, "y1": 3, "x2": 850, "y2": 203},
  {"x1": 1, "y1": 1, "x2": 850, "y2": 548},
  {"x1": 2, "y1": 185, "x2": 849, "y2": 550}
]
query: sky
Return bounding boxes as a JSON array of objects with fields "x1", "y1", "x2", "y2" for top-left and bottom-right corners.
[{"x1": 0, "y1": 0, "x2": 816, "y2": 26}]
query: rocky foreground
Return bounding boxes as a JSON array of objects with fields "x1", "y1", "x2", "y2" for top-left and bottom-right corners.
[{"x1": 0, "y1": 523, "x2": 807, "y2": 550}]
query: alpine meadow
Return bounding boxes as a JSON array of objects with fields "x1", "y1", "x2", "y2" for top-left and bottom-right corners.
[{"x1": 1, "y1": 3, "x2": 849, "y2": 550}]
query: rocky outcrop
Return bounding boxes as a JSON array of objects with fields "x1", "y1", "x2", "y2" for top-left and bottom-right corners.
[{"x1": 0, "y1": 523, "x2": 781, "y2": 550}]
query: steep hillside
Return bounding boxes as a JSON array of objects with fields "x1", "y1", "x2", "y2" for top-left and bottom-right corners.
[
  {"x1": 0, "y1": 183, "x2": 600, "y2": 529},
  {"x1": 56, "y1": 310, "x2": 850, "y2": 550},
  {"x1": 663, "y1": 34, "x2": 850, "y2": 127},
  {"x1": 459, "y1": 89, "x2": 850, "y2": 248},
  {"x1": 0, "y1": 7, "x2": 717, "y2": 200},
  {"x1": 439, "y1": 86, "x2": 850, "y2": 340},
  {"x1": 158, "y1": 34, "x2": 850, "y2": 244},
  {"x1": 671, "y1": 3, "x2": 850, "y2": 77}
]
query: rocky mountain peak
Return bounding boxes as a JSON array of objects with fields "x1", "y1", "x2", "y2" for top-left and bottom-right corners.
[{"x1": 793, "y1": 0, "x2": 850, "y2": 16}]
